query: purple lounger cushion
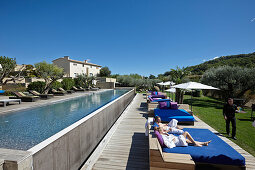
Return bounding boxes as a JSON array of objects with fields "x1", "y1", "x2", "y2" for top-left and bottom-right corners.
[
  {"x1": 170, "y1": 102, "x2": 178, "y2": 109},
  {"x1": 154, "y1": 130, "x2": 166, "y2": 147},
  {"x1": 151, "y1": 91, "x2": 158, "y2": 95},
  {"x1": 148, "y1": 96, "x2": 153, "y2": 101},
  {"x1": 151, "y1": 95, "x2": 166, "y2": 99},
  {"x1": 159, "y1": 101, "x2": 171, "y2": 109}
]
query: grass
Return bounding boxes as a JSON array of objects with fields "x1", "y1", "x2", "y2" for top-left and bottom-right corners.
[{"x1": 183, "y1": 94, "x2": 255, "y2": 157}]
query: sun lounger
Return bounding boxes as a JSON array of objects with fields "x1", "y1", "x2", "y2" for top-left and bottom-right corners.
[
  {"x1": 148, "y1": 124, "x2": 195, "y2": 170},
  {"x1": 147, "y1": 95, "x2": 167, "y2": 103},
  {"x1": 58, "y1": 87, "x2": 75, "y2": 94},
  {"x1": 90, "y1": 87, "x2": 99, "y2": 91},
  {"x1": 29, "y1": 90, "x2": 54, "y2": 99},
  {"x1": 78, "y1": 86, "x2": 86, "y2": 90},
  {"x1": 9, "y1": 92, "x2": 39, "y2": 102},
  {"x1": 150, "y1": 91, "x2": 166, "y2": 96},
  {"x1": 148, "y1": 122, "x2": 245, "y2": 170},
  {"x1": 0, "y1": 99, "x2": 21, "y2": 107},
  {"x1": 162, "y1": 128, "x2": 245, "y2": 169},
  {"x1": 72, "y1": 86, "x2": 85, "y2": 92},
  {"x1": 51, "y1": 89, "x2": 66, "y2": 96},
  {"x1": 154, "y1": 108, "x2": 195, "y2": 125}
]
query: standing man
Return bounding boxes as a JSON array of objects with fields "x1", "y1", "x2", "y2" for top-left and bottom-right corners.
[{"x1": 223, "y1": 98, "x2": 238, "y2": 140}]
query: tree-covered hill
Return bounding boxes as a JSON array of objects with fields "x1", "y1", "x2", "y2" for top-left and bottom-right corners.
[{"x1": 186, "y1": 52, "x2": 255, "y2": 75}]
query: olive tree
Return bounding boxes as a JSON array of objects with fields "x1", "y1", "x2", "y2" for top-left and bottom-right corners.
[
  {"x1": 99, "y1": 67, "x2": 111, "y2": 77},
  {"x1": 35, "y1": 61, "x2": 64, "y2": 94},
  {"x1": 0, "y1": 56, "x2": 25, "y2": 85},
  {"x1": 201, "y1": 66, "x2": 255, "y2": 101}
]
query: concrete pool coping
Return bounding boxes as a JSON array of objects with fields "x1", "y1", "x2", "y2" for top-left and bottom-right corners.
[{"x1": 0, "y1": 88, "x2": 135, "y2": 170}]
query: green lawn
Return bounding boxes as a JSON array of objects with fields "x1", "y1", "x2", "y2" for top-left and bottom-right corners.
[{"x1": 183, "y1": 94, "x2": 255, "y2": 157}]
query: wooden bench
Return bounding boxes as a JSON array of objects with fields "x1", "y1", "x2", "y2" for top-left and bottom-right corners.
[
  {"x1": 0, "y1": 99, "x2": 21, "y2": 107},
  {"x1": 148, "y1": 125, "x2": 195, "y2": 170}
]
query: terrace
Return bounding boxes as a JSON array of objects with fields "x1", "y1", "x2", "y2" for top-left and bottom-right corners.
[
  {"x1": 83, "y1": 93, "x2": 255, "y2": 170},
  {"x1": 0, "y1": 92, "x2": 255, "y2": 170}
]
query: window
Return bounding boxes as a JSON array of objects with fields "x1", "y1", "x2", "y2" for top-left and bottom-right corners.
[
  {"x1": 90, "y1": 66, "x2": 92, "y2": 68},
  {"x1": 73, "y1": 63, "x2": 77, "y2": 66},
  {"x1": 90, "y1": 73, "x2": 93, "y2": 76}
]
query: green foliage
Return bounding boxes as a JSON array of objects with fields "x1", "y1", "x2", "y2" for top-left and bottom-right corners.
[
  {"x1": 0, "y1": 56, "x2": 17, "y2": 84},
  {"x1": 117, "y1": 75, "x2": 160, "y2": 91},
  {"x1": 27, "y1": 81, "x2": 46, "y2": 93},
  {"x1": 169, "y1": 66, "x2": 190, "y2": 84},
  {"x1": 50, "y1": 81, "x2": 62, "y2": 89},
  {"x1": 110, "y1": 74, "x2": 119, "y2": 78},
  {"x1": 99, "y1": 67, "x2": 111, "y2": 77},
  {"x1": 183, "y1": 94, "x2": 255, "y2": 156},
  {"x1": 201, "y1": 66, "x2": 255, "y2": 101},
  {"x1": 34, "y1": 61, "x2": 64, "y2": 93},
  {"x1": 61, "y1": 78, "x2": 75, "y2": 90},
  {"x1": 24, "y1": 64, "x2": 37, "y2": 77},
  {"x1": 74, "y1": 74, "x2": 95, "y2": 88},
  {"x1": 187, "y1": 52, "x2": 255, "y2": 75},
  {"x1": 35, "y1": 61, "x2": 64, "y2": 80},
  {"x1": 149, "y1": 74, "x2": 156, "y2": 79},
  {"x1": 74, "y1": 74, "x2": 87, "y2": 88},
  {"x1": 129, "y1": 74, "x2": 143, "y2": 79}
]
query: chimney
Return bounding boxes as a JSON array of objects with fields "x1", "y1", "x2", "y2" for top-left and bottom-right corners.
[
  {"x1": 64, "y1": 56, "x2": 69, "y2": 59},
  {"x1": 84, "y1": 60, "x2": 87, "y2": 63}
]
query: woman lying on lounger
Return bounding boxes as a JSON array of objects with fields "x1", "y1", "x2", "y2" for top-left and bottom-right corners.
[
  {"x1": 156, "y1": 126, "x2": 211, "y2": 148},
  {"x1": 154, "y1": 116, "x2": 184, "y2": 135}
]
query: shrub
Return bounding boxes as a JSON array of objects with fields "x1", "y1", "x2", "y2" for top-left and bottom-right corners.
[
  {"x1": 201, "y1": 66, "x2": 255, "y2": 101},
  {"x1": 116, "y1": 75, "x2": 160, "y2": 91},
  {"x1": 61, "y1": 78, "x2": 75, "y2": 90},
  {"x1": 50, "y1": 81, "x2": 62, "y2": 90},
  {"x1": 27, "y1": 81, "x2": 46, "y2": 93},
  {"x1": 99, "y1": 67, "x2": 111, "y2": 77}
]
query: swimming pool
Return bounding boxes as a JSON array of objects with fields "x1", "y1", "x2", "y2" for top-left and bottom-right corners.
[{"x1": 0, "y1": 89, "x2": 129, "y2": 150}]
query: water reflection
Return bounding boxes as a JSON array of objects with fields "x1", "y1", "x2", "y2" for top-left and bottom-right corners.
[{"x1": 0, "y1": 90, "x2": 128, "y2": 150}]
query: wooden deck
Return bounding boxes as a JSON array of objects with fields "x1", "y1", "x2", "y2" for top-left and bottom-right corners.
[
  {"x1": 87, "y1": 93, "x2": 255, "y2": 170},
  {"x1": 91, "y1": 93, "x2": 149, "y2": 170}
]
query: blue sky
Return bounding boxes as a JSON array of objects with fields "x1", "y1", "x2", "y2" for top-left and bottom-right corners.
[{"x1": 0, "y1": 0, "x2": 255, "y2": 76}]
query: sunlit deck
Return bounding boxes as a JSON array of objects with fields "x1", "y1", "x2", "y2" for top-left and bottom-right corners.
[
  {"x1": 84, "y1": 93, "x2": 255, "y2": 170},
  {"x1": 83, "y1": 93, "x2": 149, "y2": 170}
]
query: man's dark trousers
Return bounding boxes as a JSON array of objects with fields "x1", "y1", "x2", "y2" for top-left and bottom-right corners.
[{"x1": 226, "y1": 117, "x2": 236, "y2": 137}]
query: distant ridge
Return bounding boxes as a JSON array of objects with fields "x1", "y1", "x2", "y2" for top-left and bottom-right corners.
[{"x1": 186, "y1": 52, "x2": 255, "y2": 75}]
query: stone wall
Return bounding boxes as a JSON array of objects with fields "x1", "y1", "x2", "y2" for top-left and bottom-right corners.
[{"x1": 96, "y1": 82, "x2": 115, "y2": 89}]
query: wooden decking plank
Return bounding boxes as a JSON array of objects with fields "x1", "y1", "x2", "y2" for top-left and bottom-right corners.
[{"x1": 92, "y1": 94, "x2": 149, "y2": 170}]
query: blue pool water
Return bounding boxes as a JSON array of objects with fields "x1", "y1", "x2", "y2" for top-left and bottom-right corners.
[{"x1": 0, "y1": 89, "x2": 129, "y2": 150}]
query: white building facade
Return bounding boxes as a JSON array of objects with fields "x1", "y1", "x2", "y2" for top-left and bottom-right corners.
[{"x1": 52, "y1": 56, "x2": 102, "y2": 78}]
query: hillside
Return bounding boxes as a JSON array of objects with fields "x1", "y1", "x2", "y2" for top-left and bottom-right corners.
[{"x1": 186, "y1": 52, "x2": 255, "y2": 75}]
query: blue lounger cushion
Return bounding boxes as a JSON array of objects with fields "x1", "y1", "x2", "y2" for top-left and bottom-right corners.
[
  {"x1": 162, "y1": 128, "x2": 245, "y2": 166},
  {"x1": 154, "y1": 109, "x2": 195, "y2": 122},
  {"x1": 153, "y1": 99, "x2": 171, "y2": 102},
  {"x1": 161, "y1": 116, "x2": 195, "y2": 122},
  {"x1": 154, "y1": 109, "x2": 191, "y2": 116}
]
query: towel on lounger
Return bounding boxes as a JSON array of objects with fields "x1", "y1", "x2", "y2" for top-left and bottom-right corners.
[
  {"x1": 162, "y1": 134, "x2": 188, "y2": 148},
  {"x1": 167, "y1": 119, "x2": 184, "y2": 135}
]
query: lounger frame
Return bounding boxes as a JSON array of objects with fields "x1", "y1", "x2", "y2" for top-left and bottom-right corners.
[{"x1": 149, "y1": 125, "x2": 195, "y2": 170}]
